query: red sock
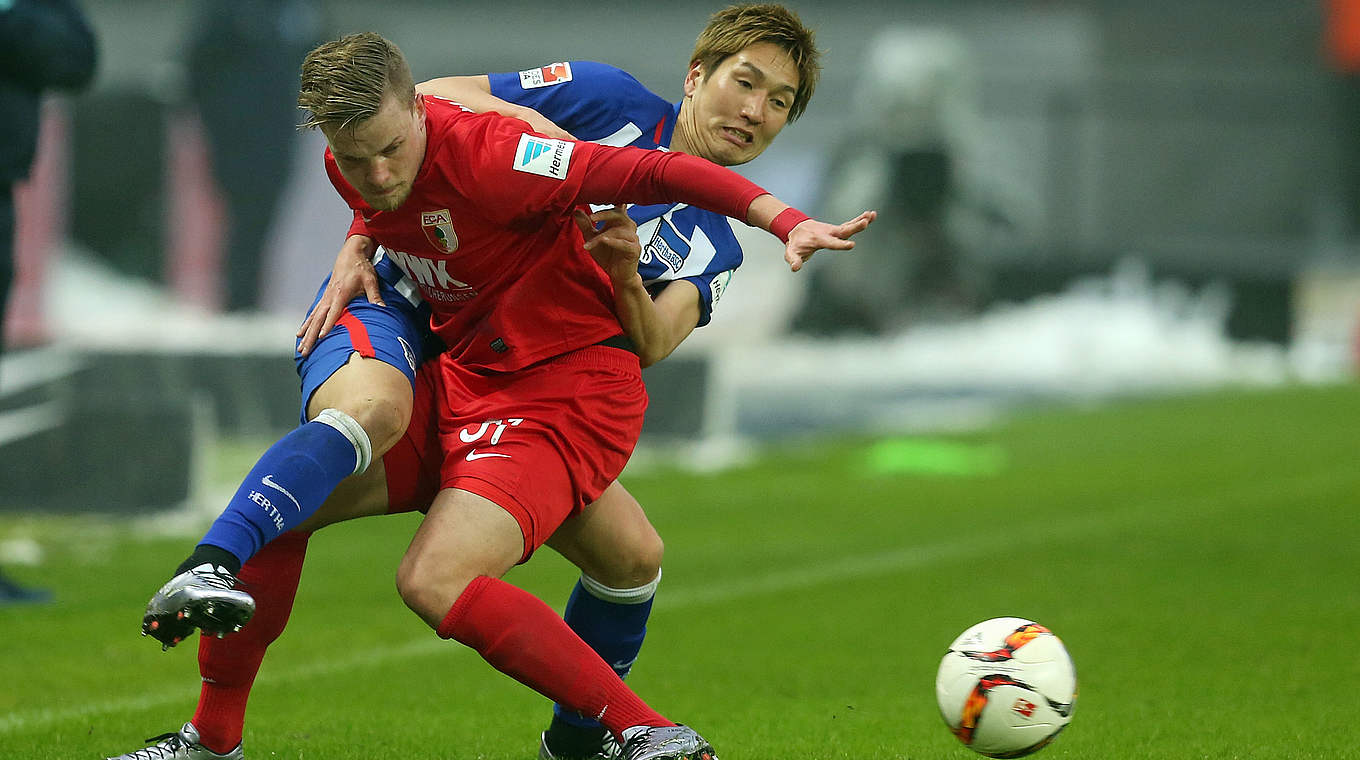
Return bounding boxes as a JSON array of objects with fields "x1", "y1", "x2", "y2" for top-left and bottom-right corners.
[
  {"x1": 437, "y1": 575, "x2": 674, "y2": 738},
  {"x1": 192, "y1": 531, "x2": 310, "y2": 753}
]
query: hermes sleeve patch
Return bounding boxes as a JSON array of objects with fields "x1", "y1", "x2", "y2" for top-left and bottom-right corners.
[{"x1": 513, "y1": 134, "x2": 574, "y2": 180}]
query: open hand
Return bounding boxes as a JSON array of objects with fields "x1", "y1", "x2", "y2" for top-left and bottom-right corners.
[
  {"x1": 573, "y1": 204, "x2": 642, "y2": 286},
  {"x1": 784, "y1": 210, "x2": 877, "y2": 272},
  {"x1": 296, "y1": 235, "x2": 381, "y2": 356}
]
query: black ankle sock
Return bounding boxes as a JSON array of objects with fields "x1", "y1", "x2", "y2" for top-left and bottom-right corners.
[
  {"x1": 174, "y1": 545, "x2": 242, "y2": 577},
  {"x1": 545, "y1": 714, "x2": 610, "y2": 755}
]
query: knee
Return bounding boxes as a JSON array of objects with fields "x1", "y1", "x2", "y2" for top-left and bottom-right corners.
[
  {"x1": 633, "y1": 529, "x2": 665, "y2": 583},
  {"x1": 394, "y1": 551, "x2": 445, "y2": 621},
  {"x1": 395, "y1": 547, "x2": 492, "y2": 627},
  {"x1": 308, "y1": 358, "x2": 414, "y2": 458},
  {"x1": 394, "y1": 555, "x2": 419, "y2": 609},
  {"x1": 338, "y1": 393, "x2": 410, "y2": 458},
  {"x1": 595, "y1": 529, "x2": 664, "y2": 589}
]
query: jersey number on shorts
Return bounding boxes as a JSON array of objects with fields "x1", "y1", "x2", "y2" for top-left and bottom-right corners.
[{"x1": 460, "y1": 418, "x2": 524, "y2": 460}]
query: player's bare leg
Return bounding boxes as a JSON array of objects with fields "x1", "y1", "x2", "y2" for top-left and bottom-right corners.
[
  {"x1": 304, "y1": 353, "x2": 414, "y2": 456},
  {"x1": 549, "y1": 482, "x2": 664, "y2": 589},
  {"x1": 399, "y1": 488, "x2": 714, "y2": 760},
  {"x1": 394, "y1": 488, "x2": 528, "y2": 628}
]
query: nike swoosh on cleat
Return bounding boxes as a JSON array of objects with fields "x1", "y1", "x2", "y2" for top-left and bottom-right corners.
[
  {"x1": 465, "y1": 449, "x2": 511, "y2": 461},
  {"x1": 261, "y1": 474, "x2": 303, "y2": 511}
]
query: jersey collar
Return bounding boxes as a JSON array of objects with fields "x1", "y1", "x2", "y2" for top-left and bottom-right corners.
[{"x1": 654, "y1": 101, "x2": 681, "y2": 148}]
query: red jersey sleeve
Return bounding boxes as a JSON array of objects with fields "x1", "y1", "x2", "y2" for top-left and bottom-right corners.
[
  {"x1": 441, "y1": 111, "x2": 774, "y2": 228},
  {"x1": 347, "y1": 210, "x2": 371, "y2": 240},
  {"x1": 437, "y1": 114, "x2": 581, "y2": 226},
  {"x1": 570, "y1": 143, "x2": 768, "y2": 222}
]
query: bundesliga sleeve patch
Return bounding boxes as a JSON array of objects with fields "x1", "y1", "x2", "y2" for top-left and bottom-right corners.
[
  {"x1": 518, "y1": 62, "x2": 572, "y2": 89},
  {"x1": 513, "y1": 134, "x2": 574, "y2": 180}
]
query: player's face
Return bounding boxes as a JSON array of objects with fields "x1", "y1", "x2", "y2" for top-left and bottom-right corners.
[
  {"x1": 680, "y1": 42, "x2": 799, "y2": 166},
  {"x1": 324, "y1": 94, "x2": 427, "y2": 211}
]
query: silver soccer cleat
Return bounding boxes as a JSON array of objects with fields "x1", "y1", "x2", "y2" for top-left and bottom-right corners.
[
  {"x1": 538, "y1": 729, "x2": 622, "y2": 760},
  {"x1": 618, "y1": 725, "x2": 717, "y2": 760},
  {"x1": 104, "y1": 722, "x2": 242, "y2": 760},
  {"x1": 141, "y1": 564, "x2": 254, "y2": 649}
]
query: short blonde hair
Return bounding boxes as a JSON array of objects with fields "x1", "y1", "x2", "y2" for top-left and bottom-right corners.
[
  {"x1": 690, "y1": 4, "x2": 821, "y2": 121},
  {"x1": 297, "y1": 32, "x2": 416, "y2": 131}
]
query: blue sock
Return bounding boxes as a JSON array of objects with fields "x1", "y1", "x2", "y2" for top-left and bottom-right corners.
[
  {"x1": 197, "y1": 410, "x2": 369, "y2": 567},
  {"x1": 553, "y1": 572, "x2": 660, "y2": 729}
]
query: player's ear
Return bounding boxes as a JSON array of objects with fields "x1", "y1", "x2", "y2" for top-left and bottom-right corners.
[
  {"x1": 412, "y1": 91, "x2": 426, "y2": 118},
  {"x1": 683, "y1": 60, "x2": 704, "y2": 97}
]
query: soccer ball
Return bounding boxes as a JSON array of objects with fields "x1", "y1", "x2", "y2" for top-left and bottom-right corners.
[{"x1": 935, "y1": 617, "x2": 1077, "y2": 758}]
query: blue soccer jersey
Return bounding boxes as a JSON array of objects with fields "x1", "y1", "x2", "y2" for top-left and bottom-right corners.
[
  {"x1": 297, "y1": 60, "x2": 747, "y2": 418},
  {"x1": 489, "y1": 60, "x2": 743, "y2": 327}
]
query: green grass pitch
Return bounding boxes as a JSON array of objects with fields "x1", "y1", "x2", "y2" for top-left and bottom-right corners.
[{"x1": 1, "y1": 383, "x2": 1356, "y2": 759}]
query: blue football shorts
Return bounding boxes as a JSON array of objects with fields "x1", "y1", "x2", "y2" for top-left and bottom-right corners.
[{"x1": 293, "y1": 255, "x2": 435, "y2": 423}]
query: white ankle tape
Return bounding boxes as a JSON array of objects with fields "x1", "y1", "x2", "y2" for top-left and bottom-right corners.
[
  {"x1": 579, "y1": 569, "x2": 662, "y2": 605},
  {"x1": 313, "y1": 408, "x2": 372, "y2": 475}
]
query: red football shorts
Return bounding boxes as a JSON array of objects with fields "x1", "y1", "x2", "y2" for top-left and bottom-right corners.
[
  {"x1": 382, "y1": 359, "x2": 444, "y2": 518},
  {"x1": 382, "y1": 344, "x2": 646, "y2": 561}
]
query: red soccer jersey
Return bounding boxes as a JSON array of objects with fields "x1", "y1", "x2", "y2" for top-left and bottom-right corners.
[{"x1": 324, "y1": 95, "x2": 768, "y2": 372}]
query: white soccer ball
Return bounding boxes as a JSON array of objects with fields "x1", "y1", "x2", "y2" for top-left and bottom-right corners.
[{"x1": 935, "y1": 617, "x2": 1077, "y2": 758}]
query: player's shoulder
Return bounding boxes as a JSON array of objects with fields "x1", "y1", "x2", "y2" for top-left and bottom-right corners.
[
  {"x1": 430, "y1": 107, "x2": 570, "y2": 190},
  {"x1": 582, "y1": 61, "x2": 667, "y2": 104},
  {"x1": 429, "y1": 97, "x2": 511, "y2": 143},
  {"x1": 568, "y1": 61, "x2": 644, "y2": 88},
  {"x1": 547, "y1": 61, "x2": 663, "y2": 105},
  {"x1": 422, "y1": 93, "x2": 476, "y2": 124},
  {"x1": 510, "y1": 61, "x2": 633, "y2": 89}
]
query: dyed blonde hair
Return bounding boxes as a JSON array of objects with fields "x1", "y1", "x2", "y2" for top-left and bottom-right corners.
[
  {"x1": 690, "y1": 4, "x2": 821, "y2": 121},
  {"x1": 297, "y1": 32, "x2": 416, "y2": 131}
]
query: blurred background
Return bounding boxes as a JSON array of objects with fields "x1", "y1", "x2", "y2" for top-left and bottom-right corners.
[
  {"x1": 1, "y1": 0, "x2": 1357, "y2": 516},
  {"x1": 4, "y1": 5, "x2": 1359, "y2": 754}
]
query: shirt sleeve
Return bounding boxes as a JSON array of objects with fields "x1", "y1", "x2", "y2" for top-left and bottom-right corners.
[
  {"x1": 487, "y1": 61, "x2": 636, "y2": 138},
  {"x1": 637, "y1": 208, "x2": 745, "y2": 328},
  {"x1": 450, "y1": 112, "x2": 770, "y2": 228},
  {"x1": 347, "y1": 211, "x2": 370, "y2": 240},
  {"x1": 575, "y1": 143, "x2": 768, "y2": 222},
  {"x1": 682, "y1": 269, "x2": 733, "y2": 328},
  {"x1": 685, "y1": 215, "x2": 744, "y2": 327}
]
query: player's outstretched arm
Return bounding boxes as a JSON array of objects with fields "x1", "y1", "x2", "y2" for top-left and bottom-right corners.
[
  {"x1": 296, "y1": 233, "x2": 381, "y2": 356},
  {"x1": 417, "y1": 75, "x2": 574, "y2": 140},
  {"x1": 574, "y1": 205, "x2": 702, "y2": 367},
  {"x1": 570, "y1": 145, "x2": 875, "y2": 273}
]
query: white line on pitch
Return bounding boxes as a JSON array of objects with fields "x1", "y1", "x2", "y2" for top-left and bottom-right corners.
[
  {"x1": 0, "y1": 467, "x2": 1327, "y2": 735},
  {"x1": 1, "y1": 534, "x2": 984, "y2": 736}
]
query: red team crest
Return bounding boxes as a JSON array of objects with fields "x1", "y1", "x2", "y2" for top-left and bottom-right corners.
[{"x1": 421, "y1": 209, "x2": 458, "y2": 253}]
